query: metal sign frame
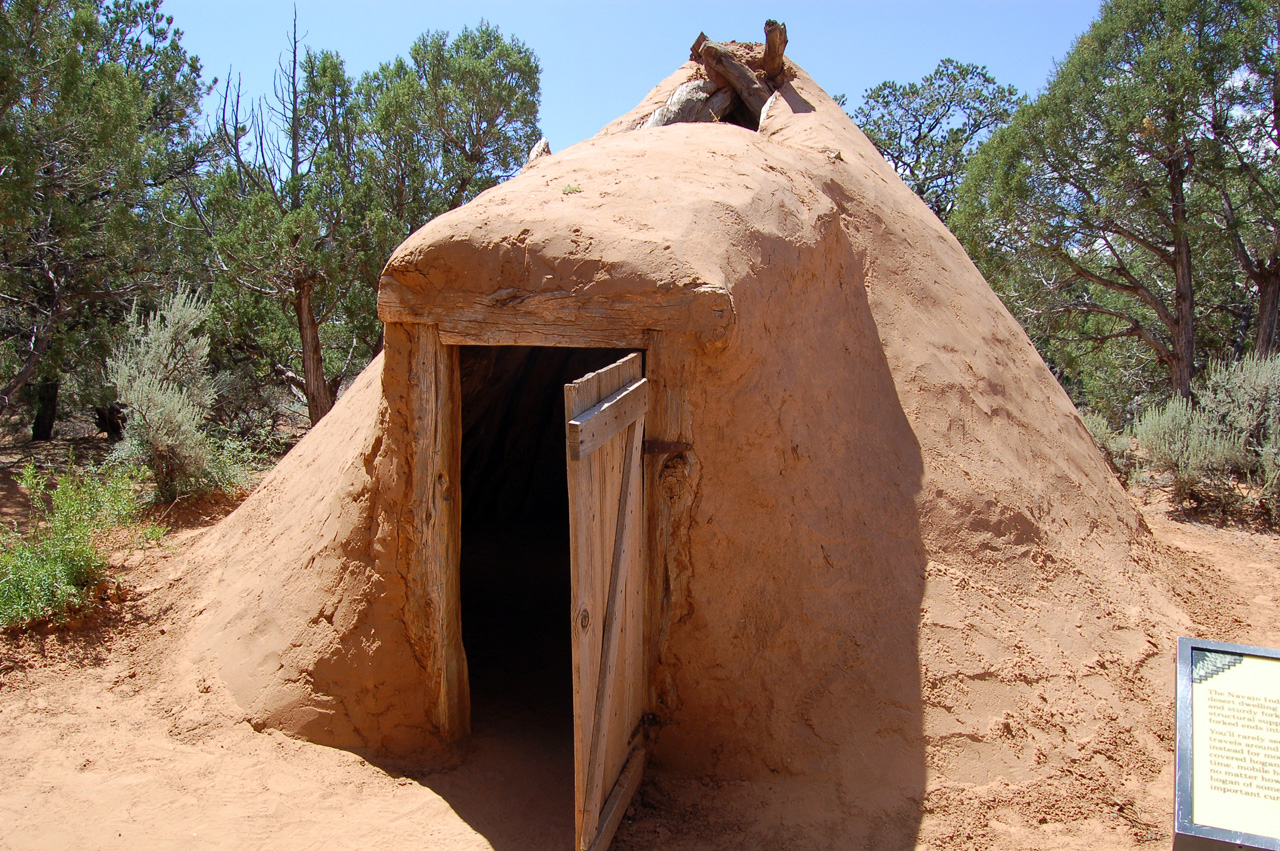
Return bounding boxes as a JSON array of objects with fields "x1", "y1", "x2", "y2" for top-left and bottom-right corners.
[{"x1": 1175, "y1": 637, "x2": 1280, "y2": 851}]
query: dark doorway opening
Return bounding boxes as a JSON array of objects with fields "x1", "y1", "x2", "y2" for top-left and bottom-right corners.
[{"x1": 453, "y1": 345, "x2": 628, "y2": 849}]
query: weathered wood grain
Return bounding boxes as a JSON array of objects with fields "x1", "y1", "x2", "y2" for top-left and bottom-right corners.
[
  {"x1": 641, "y1": 334, "x2": 697, "y2": 726},
  {"x1": 641, "y1": 79, "x2": 738, "y2": 128},
  {"x1": 702, "y1": 86, "x2": 739, "y2": 122},
  {"x1": 763, "y1": 20, "x2": 788, "y2": 81},
  {"x1": 586, "y1": 747, "x2": 646, "y2": 851},
  {"x1": 385, "y1": 323, "x2": 469, "y2": 743},
  {"x1": 566, "y1": 352, "x2": 646, "y2": 851},
  {"x1": 378, "y1": 278, "x2": 734, "y2": 348},
  {"x1": 693, "y1": 36, "x2": 772, "y2": 121},
  {"x1": 582, "y1": 417, "x2": 638, "y2": 845},
  {"x1": 642, "y1": 79, "x2": 717, "y2": 128},
  {"x1": 568, "y1": 378, "x2": 649, "y2": 462},
  {"x1": 525, "y1": 136, "x2": 551, "y2": 165}
]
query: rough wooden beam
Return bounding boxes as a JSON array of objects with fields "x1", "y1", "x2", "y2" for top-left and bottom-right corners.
[
  {"x1": 641, "y1": 333, "x2": 696, "y2": 729},
  {"x1": 378, "y1": 276, "x2": 734, "y2": 347},
  {"x1": 643, "y1": 80, "x2": 738, "y2": 128},
  {"x1": 693, "y1": 36, "x2": 772, "y2": 121},
  {"x1": 643, "y1": 80, "x2": 716, "y2": 128},
  {"x1": 689, "y1": 32, "x2": 708, "y2": 61},
  {"x1": 763, "y1": 20, "x2": 788, "y2": 81},
  {"x1": 689, "y1": 33, "x2": 727, "y2": 88},
  {"x1": 701, "y1": 87, "x2": 738, "y2": 122},
  {"x1": 383, "y1": 323, "x2": 469, "y2": 743}
]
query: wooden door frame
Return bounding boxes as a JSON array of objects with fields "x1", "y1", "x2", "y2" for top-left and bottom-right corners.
[
  {"x1": 381, "y1": 322, "x2": 469, "y2": 742},
  {"x1": 382, "y1": 323, "x2": 695, "y2": 846}
]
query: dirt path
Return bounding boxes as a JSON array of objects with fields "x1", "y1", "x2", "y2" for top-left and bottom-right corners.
[
  {"x1": 0, "y1": 525, "x2": 506, "y2": 851},
  {"x1": 1132, "y1": 489, "x2": 1280, "y2": 647},
  {"x1": 0, "y1": 435, "x2": 577, "y2": 851},
  {"x1": 1, "y1": 457, "x2": 1278, "y2": 849}
]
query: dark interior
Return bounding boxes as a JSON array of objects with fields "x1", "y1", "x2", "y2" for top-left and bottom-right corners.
[
  {"x1": 456, "y1": 346, "x2": 630, "y2": 844},
  {"x1": 459, "y1": 345, "x2": 631, "y2": 705}
]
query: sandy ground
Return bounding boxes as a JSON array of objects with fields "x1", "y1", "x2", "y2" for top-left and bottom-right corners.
[{"x1": 1, "y1": 442, "x2": 1278, "y2": 850}]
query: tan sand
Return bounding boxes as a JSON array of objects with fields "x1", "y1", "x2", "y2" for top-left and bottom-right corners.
[{"x1": 0, "y1": 487, "x2": 1274, "y2": 849}]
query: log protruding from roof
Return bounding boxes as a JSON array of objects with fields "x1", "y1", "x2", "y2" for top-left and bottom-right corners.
[{"x1": 636, "y1": 21, "x2": 790, "y2": 132}]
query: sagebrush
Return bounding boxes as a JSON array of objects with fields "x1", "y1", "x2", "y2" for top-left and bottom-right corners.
[
  {"x1": 1081, "y1": 410, "x2": 1137, "y2": 481},
  {"x1": 1128, "y1": 355, "x2": 1280, "y2": 520},
  {"x1": 109, "y1": 291, "x2": 254, "y2": 501}
]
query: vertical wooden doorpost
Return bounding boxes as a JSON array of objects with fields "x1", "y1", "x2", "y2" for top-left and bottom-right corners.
[
  {"x1": 565, "y1": 352, "x2": 649, "y2": 851},
  {"x1": 383, "y1": 322, "x2": 469, "y2": 743}
]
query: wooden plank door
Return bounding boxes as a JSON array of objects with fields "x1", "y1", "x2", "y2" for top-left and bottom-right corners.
[{"x1": 565, "y1": 352, "x2": 648, "y2": 851}]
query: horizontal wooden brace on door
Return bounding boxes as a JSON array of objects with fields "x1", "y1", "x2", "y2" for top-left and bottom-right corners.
[{"x1": 567, "y1": 377, "x2": 649, "y2": 462}]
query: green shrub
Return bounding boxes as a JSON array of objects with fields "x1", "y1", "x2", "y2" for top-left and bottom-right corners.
[
  {"x1": 1081, "y1": 410, "x2": 1136, "y2": 482},
  {"x1": 1197, "y1": 354, "x2": 1280, "y2": 476},
  {"x1": 200, "y1": 433, "x2": 258, "y2": 495},
  {"x1": 109, "y1": 291, "x2": 255, "y2": 501},
  {"x1": 1133, "y1": 396, "x2": 1245, "y2": 513},
  {"x1": 1129, "y1": 355, "x2": 1280, "y2": 521},
  {"x1": 1262, "y1": 434, "x2": 1280, "y2": 522},
  {"x1": 210, "y1": 367, "x2": 293, "y2": 453},
  {"x1": 0, "y1": 462, "x2": 139, "y2": 628}
]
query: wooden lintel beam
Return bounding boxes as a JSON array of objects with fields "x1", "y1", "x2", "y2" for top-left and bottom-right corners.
[
  {"x1": 437, "y1": 325, "x2": 647, "y2": 349},
  {"x1": 378, "y1": 276, "x2": 734, "y2": 347}
]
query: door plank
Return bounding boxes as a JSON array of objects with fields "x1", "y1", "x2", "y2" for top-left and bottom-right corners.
[
  {"x1": 582, "y1": 420, "x2": 640, "y2": 825},
  {"x1": 566, "y1": 352, "x2": 647, "y2": 851}
]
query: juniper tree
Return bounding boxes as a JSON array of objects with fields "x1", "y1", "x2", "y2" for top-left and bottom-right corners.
[
  {"x1": 200, "y1": 19, "x2": 540, "y2": 426},
  {"x1": 0, "y1": 0, "x2": 207, "y2": 415},
  {"x1": 954, "y1": 0, "x2": 1265, "y2": 400},
  {"x1": 851, "y1": 59, "x2": 1022, "y2": 222}
]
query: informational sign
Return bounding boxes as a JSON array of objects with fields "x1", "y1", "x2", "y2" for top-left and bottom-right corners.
[{"x1": 1176, "y1": 638, "x2": 1280, "y2": 851}]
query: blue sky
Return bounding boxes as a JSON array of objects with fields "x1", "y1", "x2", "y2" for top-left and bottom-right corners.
[{"x1": 162, "y1": 0, "x2": 1102, "y2": 152}]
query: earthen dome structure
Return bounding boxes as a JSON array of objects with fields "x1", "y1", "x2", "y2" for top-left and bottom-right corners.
[{"x1": 186, "y1": 42, "x2": 1188, "y2": 849}]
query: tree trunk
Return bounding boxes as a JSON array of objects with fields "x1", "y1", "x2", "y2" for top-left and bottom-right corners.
[
  {"x1": 94, "y1": 402, "x2": 127, "y2": 442},
  {"x1": 0, "y1": 330, "x2": 52, "y2": 415},
  {"x1": 1169, "y1": 160, "x2": 1196, "y2": 398},
  {"x1": 1253, "y1": 271, "x2": 1280, "y2": 357},
  {"x1": 31, "y1": 378, "x2": 58, "y2": 441},
  {"x1": 1170, "y1": 257, "x2": 1196, "y2": 398},
  {"x1": 294, "y1": 282, "x2": 334, "y2": 425}
]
